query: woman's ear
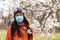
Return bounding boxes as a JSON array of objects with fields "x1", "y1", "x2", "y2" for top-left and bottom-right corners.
[{"x1": 24, "y1": 15, "x2": 32, "y2": 25}]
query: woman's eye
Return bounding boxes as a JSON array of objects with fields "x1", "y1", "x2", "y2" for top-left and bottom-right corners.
[
  {"x1": 16, "y1": 15, "x2": 21, "y2": 16},
  {"x1": 16, "y1": 15, "x2": 18, "y2": 16},
  {"x1": 16, "y1": 14, "x2": 23, "y2": 16}
]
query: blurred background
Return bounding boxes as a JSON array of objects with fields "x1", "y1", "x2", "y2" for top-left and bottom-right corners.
[{"x1": 0, "y1": 0, "x2": 60, "y2": 40}]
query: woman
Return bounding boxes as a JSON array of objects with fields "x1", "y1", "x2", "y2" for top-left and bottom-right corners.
[{"x1": 6, "y1": 8, "x2": 33, "y2": 40}]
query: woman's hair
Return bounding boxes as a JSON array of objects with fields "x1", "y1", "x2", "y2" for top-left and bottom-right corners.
[{"x1": 11, "y1": 8, "x2": 33, "y2": 40}]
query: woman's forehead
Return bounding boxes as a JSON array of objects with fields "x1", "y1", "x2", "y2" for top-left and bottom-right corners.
[{"x1": 16, "y1": 13, "x2": 23, "y2": 15}]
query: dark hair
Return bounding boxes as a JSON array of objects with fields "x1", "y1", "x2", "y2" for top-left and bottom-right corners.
[
  {"x1": 14, "y1": 8, "x2": 24, "y2": 19},
  {"x1": 11, "y1": 8, "x2": 33, "y2": 40}
]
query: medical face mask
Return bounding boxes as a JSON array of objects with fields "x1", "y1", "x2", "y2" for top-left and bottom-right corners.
[{"x1": 16, "y1": 16, "x2": 24, "y2": 23}]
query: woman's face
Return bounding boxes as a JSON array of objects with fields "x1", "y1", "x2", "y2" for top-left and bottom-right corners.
[{"x1": 15, "y1": 13, "x2": 24, "y2": 23}]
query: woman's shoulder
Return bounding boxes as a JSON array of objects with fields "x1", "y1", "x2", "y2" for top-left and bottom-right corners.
[
  {"x1": 8, "y1": 26, "x2": 11, "y2": 29},
  {"x1": 7, "y1": 26, "x2": 12, "y2": 32}
]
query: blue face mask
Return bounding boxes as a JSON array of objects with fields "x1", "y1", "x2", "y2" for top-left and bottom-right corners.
[{"x1": 16, "y1": 16, "x2": 24, "y2": 23}]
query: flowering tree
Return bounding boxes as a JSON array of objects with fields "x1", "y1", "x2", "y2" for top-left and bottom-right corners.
[{"x1": 19, "y1": 0, "x2": 60, "y2": 37}]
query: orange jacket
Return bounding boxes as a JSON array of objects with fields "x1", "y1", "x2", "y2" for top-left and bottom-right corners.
[{"x1": 6, "y1": 26, "x2": 33, "y2": 40}]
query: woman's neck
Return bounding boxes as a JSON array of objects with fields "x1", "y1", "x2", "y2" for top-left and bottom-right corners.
[{"x1": 18, "y1": 22, "x2": 26, "y2": 28}]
